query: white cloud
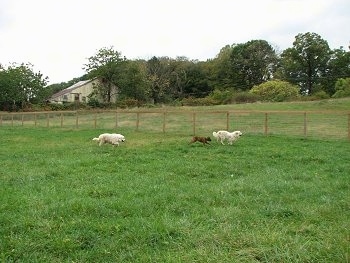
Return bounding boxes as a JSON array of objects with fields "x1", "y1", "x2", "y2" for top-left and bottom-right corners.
[{"x1": 0, "y1": 0, "x2": 349, "y2": 84}]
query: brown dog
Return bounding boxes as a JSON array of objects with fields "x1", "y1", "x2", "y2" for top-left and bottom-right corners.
[{"x1": 189, "y1": 136, "x2": 212, "y2": 146}]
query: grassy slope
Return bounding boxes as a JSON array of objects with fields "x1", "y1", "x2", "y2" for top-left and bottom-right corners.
[{"x1": 0, "y1": 127, "x2": 349, "y2": 262}]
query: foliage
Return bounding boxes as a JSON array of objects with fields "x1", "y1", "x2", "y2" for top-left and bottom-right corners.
[
  {"x1": 182, "y1": 61, "x2": 211, "y2": 98},
  {"x1": 146, "y1": 56, "x2": 173, "y2": 103},
  {"x1": 181, "y1": 96, "x2": 219, "y2": 106},
  {"x1": 320, "y1": 47, "x2": 350, "y2": 95},
  {"x1": 0, "y1": 63, "x2": 48, "y2": 111},
  {"x1": 209, "y1": 90, "x2": 259, "y2": 104},
  {"x1": 230, "y1": 91, "x2": 259, "y2": 104},
  {"x1": 229, "y1": 40, "x2": 278, "y2": 90},
  {"x1": 311, "y1": 90, "x2": 330, "y2": 100},
  {"x1": 87, "y1": 97, "x2": 102, "y2": 108},
  {"x1": 83, "y1": 46, "x2": 126, "y2": 103},
  {"x1": 117, "y1": 98, "x2": 142, "y2": 108},
  {"x1": 49, "y1": 102, "x2": 90, "y2": 111},
  {"x1": 332, "y1": 77, "x2": 350, "y2": 98},
  {"x1": 250, "y1": 80, "x2": 300, "y2": 102},
  {"x1": 209, "y1": 89, "x2": 234, "y2": 104},
  {"x1": 118, "y1": 60, "x2": 150, "y2": 102},
  {"x1": 278, "y1": 32, "x2": 331, "y2": 95},
  {"x1": 3, "y1": 32, "x2": 349, "y2": 111},
  {"x1": 209, "y1": 45, "x2": 236, "y2": 89}
]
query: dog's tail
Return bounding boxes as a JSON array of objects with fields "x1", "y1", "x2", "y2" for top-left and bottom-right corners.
[{"x1": 212, "y1": 131, "x2": 219, "y2": 138}]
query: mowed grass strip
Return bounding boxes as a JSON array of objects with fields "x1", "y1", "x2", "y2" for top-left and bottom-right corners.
[{"x1": 0, "y1": 127, "x2": 349, "y2": 262}]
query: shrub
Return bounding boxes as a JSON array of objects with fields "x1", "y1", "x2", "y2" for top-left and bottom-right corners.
[
  {"x1": 181, "y1": 97, "x2": 219, "y2": 106},
  {"x1": 250, "y1": 80, "x2": 300, "y2": 102},
  {"x1": 49, "y1": 103, "x2": 67, "y2": 111},
  {"x1": 332, "y1": 78, "x2": 350, "y2": 98},
  {"x1": 87, "y1": 98, "x2": 101, "y2": 108},
  {"x1": 311, "y1": 91, "x2": 330, "y2": 100},
  {"x1": 231, "y1": 91, "x2": 259, "y2": 104},
  {"x1": 117, "y1": 98, "x2": 140, "y2": 109},
  {"x1": 209, "y1": 89, "x2": 233, "y2": 104}
]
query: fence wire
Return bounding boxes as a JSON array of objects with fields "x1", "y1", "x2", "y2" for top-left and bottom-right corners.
[{"x1": 1, "y1": 110, "x2": 349, "y2": 140}]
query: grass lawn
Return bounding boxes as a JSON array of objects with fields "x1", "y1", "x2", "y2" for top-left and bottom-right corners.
[{"x1": 0, "y1": 127, "x2": 349, "y2": 262}]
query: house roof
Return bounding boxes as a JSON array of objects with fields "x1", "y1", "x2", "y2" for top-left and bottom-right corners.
[{"x1": 50, "y1": 79, "x2": 95, "y2": 99}]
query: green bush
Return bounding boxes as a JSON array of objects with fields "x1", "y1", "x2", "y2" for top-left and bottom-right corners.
[
  {"x1": 332, "y1": 78, "x2": 350, "y2": 98},
  {"x1": 231, "y1": 91, "x2": 259, "y2": 104},
  {"x1": 209, "y1": 89, "x2": 233, "y2": 104},
  {"x1": 181, "y1": 97, "x2": 219, "y2": 106},
  {"x1": 117, "y1": 98, "x2": 141, "y2": 108},
  {"x1": 87, "y1": 98, "x2": 101, "y2": 108},
  {"x1": 250, "y1": 80, "x2": 300, "y2": 102},
  {"x1": 311, "y1": 91, "x2": 330, "y2": 100},
  {"x1": 49, "y1": 103, "x2": 67, "y2": 111}
]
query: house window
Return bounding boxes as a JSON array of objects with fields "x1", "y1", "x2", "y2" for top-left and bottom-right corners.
[
  {"x1": 74, "y1": 94, "x2": 80, "y2": 101},
  {"x1": 63, "y1": 95, "x2": 68, "y2": 101}
]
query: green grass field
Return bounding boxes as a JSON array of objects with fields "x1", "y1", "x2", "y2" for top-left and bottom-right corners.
[{"x1": 1, "y1": 125, "x2": 349, "y2": 262}]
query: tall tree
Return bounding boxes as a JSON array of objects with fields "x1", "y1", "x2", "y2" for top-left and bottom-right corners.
[
  {"x1": 182, "y1": 61, "x2": 211, "y2": 98},
  {"x1": 0, "y1": 63, "x2": 48, "y2": 110},
  {"x1": 229, "y1": 40, "x2": 277, "y2": 90},
  {"x1": 323, "y1": 47, "x2": 350, "y2": 95},
  {"x1": 83, "y1": 46, "x2": 126, "y2": 103},
  {"x1": 278, "y1": 32, "x2": 331, "y2": 95},
  {"x1": 117, "y1": 60, "x2": 150, "y2": 102},
  {"x1": 166, "y1": 56, "x2": 190, "y2": 100},
  {"x1": 146, "y1": 56, "x2": 171, "y2": 103},
  {"x1": 210, "y1": 45, "x2": 236, "y2": 90},
  {"x1": 161, "y1": 57, "x2": 211, "y2": 99}
]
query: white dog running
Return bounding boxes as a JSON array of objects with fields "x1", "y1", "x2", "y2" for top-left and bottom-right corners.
[
  {"x1": 212, "y1": 130, "x2": 243, "y2": 145},
  {"x1": 93, "y1": 133, "x2": 125, "y2": 147}
]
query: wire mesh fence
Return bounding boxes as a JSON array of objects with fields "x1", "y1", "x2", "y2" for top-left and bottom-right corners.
[{"x1": 0, "y1": 110, "x2": 349, "y2": 140}]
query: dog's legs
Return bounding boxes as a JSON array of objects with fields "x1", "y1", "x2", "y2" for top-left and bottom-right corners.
[{"x1": 220, "y1": 138, "x2": 225, "y2": 145}]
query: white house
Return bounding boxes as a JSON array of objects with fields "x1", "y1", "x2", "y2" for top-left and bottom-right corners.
[
  {"x1": 49, "y1": 78, "x2": 119, "y2": 104},
  {"x1": 49, "y1": 79, "x2": 98, "y2": 104}
]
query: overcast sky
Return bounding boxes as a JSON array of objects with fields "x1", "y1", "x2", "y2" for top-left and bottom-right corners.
[{"x1": 1, "y1": 0, "x2": 349, "y2": 84}]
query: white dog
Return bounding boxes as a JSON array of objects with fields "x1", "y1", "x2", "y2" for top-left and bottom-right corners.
[
  {"x1": 93, "y1": 133, "x2": 125, "y2": 147},
  {"x1": 212, "y1": 130, "x2": 243, "y2": 145}
]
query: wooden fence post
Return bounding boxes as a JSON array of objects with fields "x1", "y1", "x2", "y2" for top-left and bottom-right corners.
[
  {"x1": 264, "y1": 113, "x2": 268, "y2": 136},
  {"x1": 115, "y1": 111, "x2": 118, "y2": 128},
  {"x1": 193, "y1": 112, "x2": 196, "y2": 135},
  {"x1": 304, "y1": 112, "x2": 307, "y2": 138},
  {"x1": 60, "y1": 113, "x2": 63, "y2": 128},
  {"x1": 46, "y1": 113, "x2": 49, "y2": 127},
  {"x1": 136, "y1": 112, "x2": 140, "y2": 131},
  {"x1": 163, "y1": 112, "x2": 166, "y2": 133},
  {"x1": 94, "y1": 112, "x2": 97, "y2": 129},
  {"x1": 22, "y1": 114, "x2": 24, "y2": 126},
  {"x1": 34, "y1": 113, "x2": 37, "y2": 127},
  {"x1": 75, "y1": 111, "x2": 79, "y2": 128},
  {"x1": 226, "y1": 112, "x2": 230, "y2": 130},
  {"x1": 348, "y1": 113, "x2": 350, "y2": 140}
]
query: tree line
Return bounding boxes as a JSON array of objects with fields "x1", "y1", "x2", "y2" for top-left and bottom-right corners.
[{"x1": 1, "y1": 32, "x2": 350, "y2": 111}]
